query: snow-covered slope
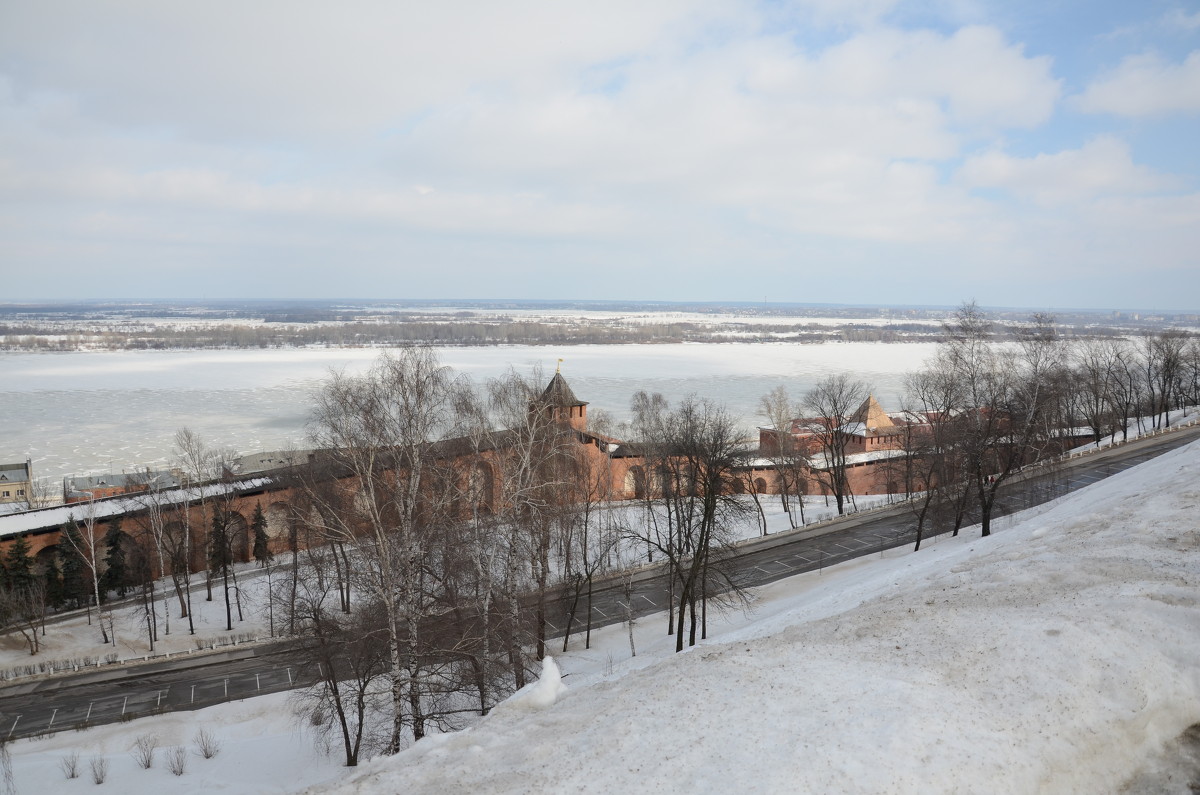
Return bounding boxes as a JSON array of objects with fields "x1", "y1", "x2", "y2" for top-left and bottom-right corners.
[{"x1": 324, "y1": 441, "x2": 1200, "y2": 794}]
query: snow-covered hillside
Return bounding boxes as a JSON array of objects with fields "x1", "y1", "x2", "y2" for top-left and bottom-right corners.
[
  {"x1": 322, "y1": 440, "x2": 1200, "y2": 794},
  {"x1": 6, "y1": 438, "x2": 1199, "y2": 794}
]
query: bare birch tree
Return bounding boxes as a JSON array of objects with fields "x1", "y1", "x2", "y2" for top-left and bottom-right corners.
[
  {"x1": 307, "y1": 345, "x2": 461, "y2": 753},
  {"x1": 803, "y1": 374, "x2": 870, "y2": 515},
  {"x1": 62, "y1": 499, "x2": 111, "y2": 644},
  {"x1": 759, "y1": 385, "x2": 808, "y2": 527}
]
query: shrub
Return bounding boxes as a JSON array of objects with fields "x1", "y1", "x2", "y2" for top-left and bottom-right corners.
[
  {"x1": 90, "y1": 755, "x2": 108, "y2": 785},
  {"x1": 59, "y1": 751, "x2": 80, "y2": 779},
  {"x1": 133, "y1": 733, "x2": 157, "y2": 769},
  {"x1": 167, "y1": 746, "x2": 187, "y2": 776},
  {"x1": 194, "y1": 727, "x2": 221, "y2": 759}
]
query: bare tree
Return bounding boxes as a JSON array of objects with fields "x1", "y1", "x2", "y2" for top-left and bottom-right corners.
[
  {"x1": 62, "y1": 499, "x2": 111, "y2": 644},
  {"x1": 174, "y1": 428, "x2": 217, "y2": 609},
  {"x1": 0, "y1": 577, "x2": 47, "y2": 656},
  {"x1": 626, "y1": 396, "x2": 752, "y2": 651},
  {"x1": 902, "y1": 368, "x2": 969, "y2": 549},
  {"x1": 1144, "y1": 330, "x2": 1190, "y2": 428},
  {"x1": 758, "y1": 386, "x2": 808, "y2": 527},
  {"x1": 1071, "y1": 338, "x2": 1122, "y2": 446},
  {"x1": 24, "y1": 477, "x2": 55, "y2": 510},
  {"x1": 486, "y1": 367, "x2": 581, "y2": 678},
  {"x1": 803, "y1": 374, "x2": 870, "y2": 515},
  {"x1": 1185, "y1": 335, "x2": 1200, "y2": 414},
  {"x1": 1109, "y1": 340, "x2": 1141, "y2": 442},
  {"x1": 560, "y1": 447, "x2": 622, "y2": 652},
  {"x1": 930, "y1": 302, "x2": 1065, "y2": 537},
  {"x1": 169, "y1": 429, "x2": 226, "y2": 635},
  {"x1": 307, "y1": 345, "x2": 461, "y2": 753},
  {"x1": 127, "y1": 469, "x2": 175, "y2": 638},
  {"x1": 284, "y1": 547, "x2": 389, "y2": 766},
  {"x1": 628, "y1": 390, "x2": 677, "y2": 629}
]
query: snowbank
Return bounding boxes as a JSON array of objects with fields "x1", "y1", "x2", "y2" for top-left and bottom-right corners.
[
  {"x1": 494, "y1": 656, "x2": 568, "y2": 713},
  {"x1": 320, "y1": 441, "x2": 1200, "y2": 794},
  {"x1": 9, "y1": 439, "x2": 1198, "y2": 794}
]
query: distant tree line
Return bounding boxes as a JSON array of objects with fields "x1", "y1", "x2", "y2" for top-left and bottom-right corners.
[
  {"x1": 759, "y1": 304, "x2": 1200, "y2": 551},
  {"x1": 0, "y1": 318, "x2": 959, "y2": 350}
]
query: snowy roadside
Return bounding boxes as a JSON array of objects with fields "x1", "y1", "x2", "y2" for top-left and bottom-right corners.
[
  {"x1": 0, "y1": 490, "x2": 890, "y2": 677},
  {"x1": 318, "y1": 439, "x2": 1200, "y2": 794},
  {"x1": 4, "y1": 438, "x2": 1198, "y2": 794}
]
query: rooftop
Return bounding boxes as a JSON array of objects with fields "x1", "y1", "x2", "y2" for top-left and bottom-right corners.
[{"x1": 539, "y1": 372, "x2": 587, "y2": 408}]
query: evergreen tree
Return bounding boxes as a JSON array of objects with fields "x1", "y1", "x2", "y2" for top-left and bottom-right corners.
[
  {"x1": 101, "y1": 518, "x2": 129, "y2": 599},
  {"x1": 251, "y1": 503, "x2": 272, "y2": 567},
  {"x1": 3, "y1": 535, "x2": 35, "y2": 594},
  {"x1": 58, "y1": 521, "x2": 88, "y2": 610},
  {"x1": 209, "y1": 508, "x2": 230, "y2": 573},
  {"x1": 43, "y1": 558, "x2": 65, "y2": 610}
]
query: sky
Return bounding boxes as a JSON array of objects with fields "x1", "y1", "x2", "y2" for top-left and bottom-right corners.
[{"x1": 1, "y1": 0, "x2": 1198, "y2": 310}]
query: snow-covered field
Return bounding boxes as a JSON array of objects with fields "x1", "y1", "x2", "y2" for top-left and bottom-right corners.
[{"x1": 5, "y1": 435, "x2": 1199, "y2": 792}]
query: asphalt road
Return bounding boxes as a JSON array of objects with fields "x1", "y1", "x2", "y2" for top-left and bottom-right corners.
[
  {"x1": 0, "y1": 644, "x2": 320, "y2": 741},
  {"x1": 3, "y1": 423, "x2": 1197, "y2": 740},
  {"x1": 548, "y1": 424, "x2": 1200, "y2": 636}
]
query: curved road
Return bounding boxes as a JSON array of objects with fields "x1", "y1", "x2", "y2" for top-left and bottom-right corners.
[
  {"x1": 547, "y1": 423, "x2": 1200, "y2": 635},
  {"x1": 3, "y1": 424, "x2": 1198, "y2": 739}
]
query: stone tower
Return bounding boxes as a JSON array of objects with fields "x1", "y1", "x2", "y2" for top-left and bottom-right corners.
[{"x1": 538, "y1": 371, "x2": 588, "y2": 431}]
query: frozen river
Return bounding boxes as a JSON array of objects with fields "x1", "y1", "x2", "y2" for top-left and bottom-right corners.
[{"x1": 1, "y1": 342, "x2": 940, "y2": 482}]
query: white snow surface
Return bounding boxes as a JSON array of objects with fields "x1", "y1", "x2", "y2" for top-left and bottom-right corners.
[
  {"x1": 321, "y1": 439, "x2": 1200, "y2": 794},
  {"x1": 5, "y1": 437, "x2": 1199, "y2": 794},
  {"x1": 495, "y1": 656, "x2": 569, "y2": 712}
]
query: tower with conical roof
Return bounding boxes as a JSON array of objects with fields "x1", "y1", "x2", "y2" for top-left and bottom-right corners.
[
  {"x1": 848, "y1": 395, "x2": 894, "y2": 432},
  {"x1": 537, "y1": 369, "x2": 588, "y2": 431}
]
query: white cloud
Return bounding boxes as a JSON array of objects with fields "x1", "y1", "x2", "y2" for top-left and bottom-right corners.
[
  {"x1": 958, "y1": 137, "x2": 1176, "y2": 206},
  {"x1": 0, "y1": 11, "x2": 1063, "y2": 244},
  {"x1": 1163, "y1": 8, "x2": 1200, "y2": 32},
  {"x1": 0, "y1": 2, "x2": 1195, "y2": 307},
  {"x1": 809, "y1": 26, "x2": 1059, "y2": 129},
  {"x1": 0, "y1": 0, "x2": 719, "y2": 142},
  {"x1": 1074, "y1": 51, "x2": 1200, "y2": 117}
]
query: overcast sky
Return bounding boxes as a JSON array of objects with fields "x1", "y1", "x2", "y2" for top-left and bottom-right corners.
[{"x1": 2, "y1": 1, "x2": 1198, "y2": 310}]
